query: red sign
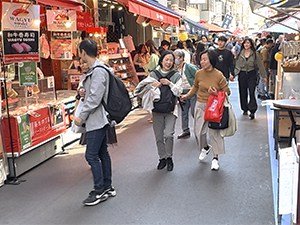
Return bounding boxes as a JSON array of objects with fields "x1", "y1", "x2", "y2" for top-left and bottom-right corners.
[
  {"x1": 76, "y1": 11, "x2": 94, "y2": 31},
  {"x1": 2, "y1": 106, "x2": 66, "y2": 153}
]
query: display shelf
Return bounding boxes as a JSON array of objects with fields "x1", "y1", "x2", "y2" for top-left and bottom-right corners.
[{"x1": 107, "y1": 53, "x2": 139, "y2": 86}]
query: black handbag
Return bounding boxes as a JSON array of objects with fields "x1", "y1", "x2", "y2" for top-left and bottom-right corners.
[{"x1": 208, "y1": 106, "x2": 229, "y2": 129}]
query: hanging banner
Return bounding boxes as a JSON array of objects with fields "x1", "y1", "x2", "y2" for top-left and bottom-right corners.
[
  {"x1": 2, "y1": 30, "x2": 39, "y2": 64},
  {"x1": 76, "y1": 11, "x2": 94, "y2": 31},
  {"x1": 1, "y1": 2, "x2": 40, "y2": 31},
  {"x1": 221, "y1": 14, "x2": 233, "y2": 29},
  {"x1": 46, "y1": 10, "x2": 76, "y2": 31},
  {"x1": 18, "y1": 62, "x2": 38, "y2": 86},
  {"x1": 50, "y1": 31, "x2": 72, "y2": 60}
]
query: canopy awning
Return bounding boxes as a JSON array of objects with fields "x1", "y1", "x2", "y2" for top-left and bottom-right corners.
[
  {"x1": 249, "y1": 0, "x2": 286, "y2": 11},
  {"x1": 198, "y1": 20, "x2": 227, "y2": 33},
  {"x1": 117, "y1": 0, "x2": 180, "y2": 27},
  {"x1": 275, "y1": 0, "x2": 300, "y2": 8},
  {"x1": 37, "y1": 0, "x2": 85, "y2": 11},
  {"x1": 183, "y1": 17, "x2": 209, "y2": 36},
  {"x1": 263, "y1": 12, "x2": 300, "y2": 33}
]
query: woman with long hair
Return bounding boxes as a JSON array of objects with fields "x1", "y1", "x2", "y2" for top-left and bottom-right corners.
[
  {"x1": 144, "y1": 40, "x2": 160, "y2": 74},
  {"x1": 234, "y1": 37, "x2": 266, "y2": 120}
]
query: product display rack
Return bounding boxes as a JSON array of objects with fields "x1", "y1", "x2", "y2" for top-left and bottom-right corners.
[{"x1": 107, "y1": 53, "x2": 139, "y2": 109}]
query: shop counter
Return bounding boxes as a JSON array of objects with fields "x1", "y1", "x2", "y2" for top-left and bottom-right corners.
[{"x1": 273, "y1": 99, "x2": 300, "y2": 146}]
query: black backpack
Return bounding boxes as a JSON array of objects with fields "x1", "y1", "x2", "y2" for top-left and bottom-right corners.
[
  {"x1": 92, "y1": 65, "x2": 132, "y2": 124},
  {"x1": 152, "y1": 70, "x2": 177, "y2": 113}
]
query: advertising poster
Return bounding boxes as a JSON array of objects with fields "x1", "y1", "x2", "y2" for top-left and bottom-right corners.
[
  {"x1": 50, "y1": 31, "x2": 72, "y2": 60},
  {"x1": 2, "y1": 30, "x2": 39, "y2": 63},
  {"x1": 47, "y1": 76, "x2": 55, "y2": 89},
  {"x1": 1, "y1": 3, "x2": 40, "y2": 64},
  {"x1": 46, "y1": 10, "x2": 76, "y2": 31},
  {"x1": 18, "y1": 62, "x2": 38, "y2": 86},
  {"x1": 17, "y1": 114, "x2": 32, "y2": 150},
  {"x1": 49, "y1": 104, "x2": 64, "y2": 127}
]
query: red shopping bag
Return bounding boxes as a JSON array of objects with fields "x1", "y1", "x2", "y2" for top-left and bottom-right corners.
[{"x1": 204, "y1": 91, "x2": 226, "y2": 123}]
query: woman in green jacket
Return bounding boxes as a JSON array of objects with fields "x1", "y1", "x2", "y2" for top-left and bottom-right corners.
[{"x1": 234, "y1": 37, "x2": 266, "y2": 120}]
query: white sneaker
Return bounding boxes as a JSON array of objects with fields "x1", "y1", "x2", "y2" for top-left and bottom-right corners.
[
  {"x1": 211, "y1": 159, "x2": 220, "y2": 171},
  {"x1": 198, "y1": 145, "x2": 212, "y2": 161}
]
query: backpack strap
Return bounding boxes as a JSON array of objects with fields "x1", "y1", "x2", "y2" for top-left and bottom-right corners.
[
  {"x1": 91, "y1": 64, "x2": 111, "y2": 75},
  {"x1": 166, "y1": 70, "x2": 176, "y2": 80},
  {"x1": 89, "y1": 65, "x2": 111, "y2": 110},
  {"x1": 153, "y1": 69, "x2": 176, "y2": 81},
  {"x1": 152, "y1": 70, "x2": 162, "y2": 80}
]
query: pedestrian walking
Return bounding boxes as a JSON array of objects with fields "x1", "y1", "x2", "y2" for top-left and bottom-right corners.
[
  {"x1": 214, "y1": 35, "x2": 235, "y2": 81},
  {"x1": 233, "y1": 37, "x2": 267, "y2": 120},
  {"x1": 181, "y1": 49, "x2": 230, "y2": 171},
  {"x1": 74, "y1": 39, "x2": 116, "y2": 206},
  {"x1": 173, "y1": 49, "x2": 198, "y2": 139},
  {"x1": 149, "y1": 51, "x2": 182, "y2": 171}
]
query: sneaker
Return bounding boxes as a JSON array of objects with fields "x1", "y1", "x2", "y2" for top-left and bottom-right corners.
[
  {"x1": 211, "y1": 158, "x2": 220, "y2": 171},
  {"x1": 83, "y1": 190, "x2": 108, "y2": 206},
  {"x1": 177, "y1": 131, "x2": 190, "y2": 139},
  {"x1": 103, "y1": 186, "x2": 117, "y2": 197},
  {"x1": 198, "y1": 145, "x2": 212, "y2": 161},
  {"x1": 166, "y1": 157, "x2": 173, "y2": 171},
  {"x1": 157, "y1": 158, "x2": 167, "y2": 170}
]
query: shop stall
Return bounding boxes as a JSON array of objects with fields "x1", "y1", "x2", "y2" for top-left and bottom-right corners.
[{"x1": 0, "y1": 1, "x2": 82, "y2": 180}]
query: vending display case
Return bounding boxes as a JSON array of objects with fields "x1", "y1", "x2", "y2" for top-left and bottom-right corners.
[{"x1": 1, "y1": 74, "x2": 77, "y2": 177}]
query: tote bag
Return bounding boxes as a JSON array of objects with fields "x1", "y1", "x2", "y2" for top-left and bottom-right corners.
[
  {"x1": 220, "y1": 98, "x2": 237, "y2": 137},
  {"x1": 204, "y1": 91, "x2": 226, "y2": 123},
  {"x1": 71, "y1": 99, "x2": 86, "y2": 133}
]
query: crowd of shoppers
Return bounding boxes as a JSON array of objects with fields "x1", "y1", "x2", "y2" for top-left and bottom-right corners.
[{"x1": 74, "y1": 32, "x2": 283, "y2": 206}]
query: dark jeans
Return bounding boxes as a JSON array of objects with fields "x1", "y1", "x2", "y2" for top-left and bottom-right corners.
[
  {"x1": 85, "y1": 126, "x2": 112, "y2": 191},
  {"x1": 238, "y1": 70, "x2": 258, "y2": 114}
]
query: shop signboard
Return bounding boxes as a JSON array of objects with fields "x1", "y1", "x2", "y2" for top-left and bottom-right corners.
[
  {"x1": 2, "y1": 30, "x2": 39, "y2": 64},
  {"x1": 50, "y1": 31, "x2": 72, "y2": 60},
  {"x1": 76, "y1": 11, "x2": 94, "y2": 31},
  {"x1": 1, "y1": 2, "x2": 40, "y2": 31},
  {"x1": 17, "y1": 114, "x2": 32, "y2": 150},
  {"x1": 46, "y1": 10, "x2": 76, "y2": 31},
  {"x1": 221, "y1": 14, "x2": 233, "y2": 29},
  {"x1": 18, "y1": 62, "x2": 38, "y2": 86},
  {"x1": 1, "y1": 3, "x2": 40, "y2": 64}
]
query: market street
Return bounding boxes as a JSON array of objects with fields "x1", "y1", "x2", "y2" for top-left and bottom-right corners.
[{"x1": 0, "y1": 81, "x2": 274, "y2": 225}]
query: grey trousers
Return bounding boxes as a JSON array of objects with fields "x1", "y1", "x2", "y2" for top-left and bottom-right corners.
[
  {"x1": 194, "y1": 102, "x2": 225, "y2": 156},
  {"x1": 152, "y1": 112, "x2": 177, "y2": 159},
  {"x1": 180, "y1": 94, "x2": 196, "y2": 132}
]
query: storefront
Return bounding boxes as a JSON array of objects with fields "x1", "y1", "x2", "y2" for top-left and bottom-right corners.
[
  {"x1": 0, "y1": 0, "x2": 91, "y2": 182},
  {"x1": 182, "y1": 17, "x2": 209, "y2": 38},
  {"x1": 111, "y1": 0, "x2": 181, "y2": 45}
]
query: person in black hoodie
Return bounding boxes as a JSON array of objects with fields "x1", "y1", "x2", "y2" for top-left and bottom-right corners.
[{"x1": 214, "y1": 36, "x2": 235, "y2": 81}]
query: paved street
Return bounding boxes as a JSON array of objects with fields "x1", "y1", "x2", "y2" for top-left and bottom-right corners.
[{"x1": 0, "y1": 81, "x2": 274, "y2": 225}]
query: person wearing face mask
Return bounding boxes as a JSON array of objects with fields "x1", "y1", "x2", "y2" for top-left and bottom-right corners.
[{"x1": 173, "y1": 49, "x2": 198, "y2": 139}]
